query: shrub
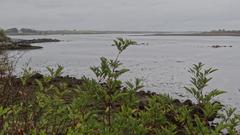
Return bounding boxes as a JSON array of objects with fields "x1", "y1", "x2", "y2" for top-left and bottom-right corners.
[{"x1": 0, "y1": 30, "x2": 9, "y2": 42}]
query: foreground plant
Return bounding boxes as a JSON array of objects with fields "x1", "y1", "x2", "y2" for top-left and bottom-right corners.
[
  {"x1": 185, "y1": 63, "x2": 225, "y2": 105},
  {"x1": 89, "y1": 38, "x2": 140, "y2": 129}
]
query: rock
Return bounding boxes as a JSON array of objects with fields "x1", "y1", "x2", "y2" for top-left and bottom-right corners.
[
  {"x1": 0, "y1": 41, "x2": 43, "y2": 50},
  {"x1": 212, "y1": 45, "x2": 221, "y2": 48},
  {"x1": 173, "y1": 99, "x2": 182, "y2": 106},
  {"x1": 1, "y1": 37, "x2": 60, "y2": 50},
  {"x1": 183, "y1": 99, "x2": 193, "y2": 106},
  {"x1": 176, "y1": 60, "x2": 184, "y2": 63},
  {"x1": 31, "y1": 73, "x2": 44, "y2": 80},
  {"x1": 137, "y1": 91, "x2": 146, "y2": 96},
  {"x1": 211, "y1": 45, "x2": 233, "y2": 48},
  {"x1": 151, "y1": 92, "x2": 157, "y2": 96},
  {"x1": 49, "y1": 76, "x2": 84, "y2": 87},
  {"x1": 15, "y1": 38, "x2": 60, "y2": 44},
  {"x1": 192, "y1": 106, "x2": 205, "y2": 118}
]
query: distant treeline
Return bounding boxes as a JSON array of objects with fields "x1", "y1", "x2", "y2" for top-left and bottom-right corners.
[
  {"x1": 4, "y1": 28, "x2": 163, "y2": 35},
  {"x1": 4, "y1": 28, "x2": 240, "y2": 36}
]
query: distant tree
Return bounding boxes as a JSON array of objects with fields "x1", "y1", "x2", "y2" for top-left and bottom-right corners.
[
  {"x1": 5, "y1": 28, "x2": 19, "y2": 34},
  {"x1": 20, "y1": 28, "x2": 38, "y2": 34}
]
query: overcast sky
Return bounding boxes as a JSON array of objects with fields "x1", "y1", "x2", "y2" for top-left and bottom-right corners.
[{"x1": 0, "y1": 0, "x2": 239, "y2": 31}]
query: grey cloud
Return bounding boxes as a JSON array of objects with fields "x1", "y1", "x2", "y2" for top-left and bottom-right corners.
[{"x1": 0, "y1": 0, "x2": 239, "y2": 31}]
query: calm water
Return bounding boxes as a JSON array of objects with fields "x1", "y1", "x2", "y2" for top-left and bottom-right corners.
[{"x1": 8, "y1": 34, "x2": 240, "y2": 109}]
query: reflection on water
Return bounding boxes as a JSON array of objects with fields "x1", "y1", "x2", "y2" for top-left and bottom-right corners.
[{"x1": 8, "y1": 34, "x2": 240, "y2": 109}]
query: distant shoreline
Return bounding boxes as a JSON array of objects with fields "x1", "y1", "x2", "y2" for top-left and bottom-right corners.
[
  {"x1": 7, "y1": 32, "x2": 240, "y2": 37},
  {"x1": 5, "y1": 28, "x2": 240, "y2": 37},
  {"x1": 138, "y1": 32, "x2": 240, "y2": 37}
]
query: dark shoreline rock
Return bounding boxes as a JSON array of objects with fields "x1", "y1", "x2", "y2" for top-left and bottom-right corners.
[
  {"x1": 211, "y1": 45, "x2": 233, "y2": 48},
  {"x1": 0, "y1": 38, "x2": 60, "y2": 50},
  {"x1": 0, "y1": 41, "x2": 43, "y2": 50},
  {"x1": 14, "y1": 38, "x2": 60, "y2": 44}
]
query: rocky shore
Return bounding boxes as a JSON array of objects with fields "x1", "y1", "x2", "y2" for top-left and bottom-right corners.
[
  {"x1": 0, "y1": 41, "x2": 43, "y2": 50},
  {"x1": 0, "y1": 38, "x2": 60, "y2": 50},
  {"x1": 13, "y1": 38, "x2": 60, "y2": 44},
  {"x1": 211, "y1": 45, "x2": 233, "y2": 48}
]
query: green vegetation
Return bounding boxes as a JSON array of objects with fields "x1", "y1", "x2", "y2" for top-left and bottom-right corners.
[
  {"x1": 0, "y1": 38, "x2": 239, "y2": 134},
  {"x1": 0, "y1": 29, "x2": 9, "y2": 42}
]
